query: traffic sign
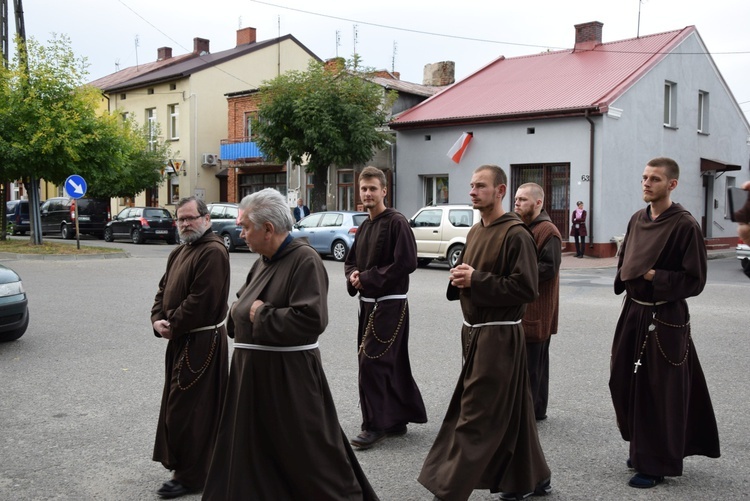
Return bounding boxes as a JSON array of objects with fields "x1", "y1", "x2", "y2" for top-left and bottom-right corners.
[{"x1": 65, "y1": 175, "x2": 87, "y2": 199}]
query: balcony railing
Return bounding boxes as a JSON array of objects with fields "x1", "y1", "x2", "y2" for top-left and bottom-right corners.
[{"x1": 220, "y1": 138, "x2": 265, "y2": 162}]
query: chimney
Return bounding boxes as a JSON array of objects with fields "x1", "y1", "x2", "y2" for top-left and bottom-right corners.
[
  {"x1": 324, "y1": 57, "x2": 345, "y2": 74},
  {"x1": 423, "y1": 61, "x2": 455, "y2": 86},
  {"x1": 237, "y1": 27, "x2": 257, "y2": 46},
  {"x1": 157, "y1": 47, "x2": 172, "y2": 61},
  {"x1": 373, "y1": 70, "x2": 400, "y2": 80},
  {"x1": 574, "y1": 21, "x2": 603, "y2": 51},
  {"x1": 193, "y1": 37, "x2": 210, "y2": 55}
]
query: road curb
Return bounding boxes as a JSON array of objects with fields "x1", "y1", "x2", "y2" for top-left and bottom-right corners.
[{"x1": 0, "y1": 251, "x2": 130, "y2": 261}]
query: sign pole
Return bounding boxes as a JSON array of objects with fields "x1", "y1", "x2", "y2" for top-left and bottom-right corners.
[{"x1": 64, "y1": 175, "x2": 87, "y2": 251}]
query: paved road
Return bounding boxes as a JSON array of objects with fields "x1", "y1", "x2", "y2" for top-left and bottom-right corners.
[{"x1": 0, "y1": 242, "x2": 747, "y2": 500}]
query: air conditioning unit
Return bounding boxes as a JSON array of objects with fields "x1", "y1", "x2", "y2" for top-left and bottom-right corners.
[{"x1": 202, "y1": 153, "x2": 219, "y2": 166}]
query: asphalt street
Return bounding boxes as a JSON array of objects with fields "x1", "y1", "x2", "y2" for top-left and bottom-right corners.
[{"x1": 0, "y1": 238, "x2": 748, "y2": 500}]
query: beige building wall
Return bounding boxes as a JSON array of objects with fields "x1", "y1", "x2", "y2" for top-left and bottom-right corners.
[{"x1": 105, "y1": 38, "x2": 315, "y2": 214}]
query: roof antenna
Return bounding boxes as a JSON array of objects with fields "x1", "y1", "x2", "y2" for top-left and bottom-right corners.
[
  {"x1": 134, "y1": 34, "x2": 139, "y2": 70},
  {"x1": 335, "y1": 30, "x2": 341, "y2": 58},
  {"x1": 391, "y1": 41, "x2": 397, "y2": 74},
  {"x1": 637, "y1": 0, "x2": 644, "y2": 38}
]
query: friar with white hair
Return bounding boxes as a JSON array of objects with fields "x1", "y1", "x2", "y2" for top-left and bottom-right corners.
[{"x1": 203, "y1": 188, "x2": 379, "y2": 501}]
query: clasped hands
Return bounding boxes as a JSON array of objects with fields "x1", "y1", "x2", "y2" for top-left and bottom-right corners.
[{"x1": 450, "y1": 263, "x2": 474, "y2": 288}]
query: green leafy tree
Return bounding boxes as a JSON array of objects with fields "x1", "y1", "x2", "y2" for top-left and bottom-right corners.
[
  {"x1": 254, "y1": 57, "x2": 395, "y2": 210},
  {"x1": 0, "y1": 34, "x2": 169, "y2": 242}
]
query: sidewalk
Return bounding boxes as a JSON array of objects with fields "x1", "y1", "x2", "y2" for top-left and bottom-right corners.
[{"x1": 561, "y1": 248, "x2": 735, "y2": 270}]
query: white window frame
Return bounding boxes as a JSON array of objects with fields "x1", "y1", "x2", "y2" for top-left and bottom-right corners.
[
  {"x1": 423, "y1": 175, "x2": 450, "y2": 206},
  {"x1": 168, "y1": 104, "x2": 179, "y2": 140},
  {"x1": 147, "y1": 108, "x2": 157, "y2": 151},
  {"x1": 697, "y1": 91, "x2": 709, "y2": 133},
  {"x1": 664, "y1": 81, "x2": 677, "y2": 127}
]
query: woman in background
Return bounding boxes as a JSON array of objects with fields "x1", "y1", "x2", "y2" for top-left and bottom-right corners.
[{"x1": 571, "y1": 201, "x2": 587, "y2": 258}]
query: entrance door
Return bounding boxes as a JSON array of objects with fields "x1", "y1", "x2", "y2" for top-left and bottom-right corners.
[{"x1": 511, "y1": 164, "x2": 571, "y2": 239}]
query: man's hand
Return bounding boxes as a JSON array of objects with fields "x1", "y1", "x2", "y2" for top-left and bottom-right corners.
[
  {"x1": 153, "y1": 319, "x2": 172, "y2": 339},
  {"x1": 643, "y1": 269, "x2": 656, "y2": 281},
  {"x1": 250, "y1": 300, "x2": 264, "y2": 323},
  {"x1": 449, "y1": 263, "x2": 474, "y2": 288},
  {"x1": 349, "y1": 270, "x2": 363, "y2": 290}
]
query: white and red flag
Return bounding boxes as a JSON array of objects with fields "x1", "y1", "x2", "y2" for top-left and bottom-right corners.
[{"x1": 447, "y1": 132, "x2": 473, "y2": 164}]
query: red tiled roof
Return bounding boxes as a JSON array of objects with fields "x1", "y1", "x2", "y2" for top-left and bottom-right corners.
[{"x1": 392, "y1": 26, "x2": 696, "y2": 128}]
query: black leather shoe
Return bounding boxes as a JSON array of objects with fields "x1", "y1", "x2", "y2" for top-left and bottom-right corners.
[
  {"x1": 385, "y1": 424, "x2": 408, "y2": 436},
  {"x1": 628, "y1": 473, "x2": 664, "y2": 488},
  {"x1": 350, "y1": 430, "x2": 386, "y2": 449},
  {"x1": 156, "y1": 479, "x2": 193, "y2": 499}
]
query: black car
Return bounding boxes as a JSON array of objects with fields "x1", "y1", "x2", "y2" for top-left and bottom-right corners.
[
  {"x1": 207, "y1": 202, "x2": 247, "y2": 251},
  {"x1": 0, "y1": 263, "x2": 29, "y2": 342},
  {"x1": 6, "y1": 200, "x2": 31, "y2": 236},
  {"x1": 40, "y1": 196, "x2": 111, "y2": 239},
  {"x1": 104, "y1": 207, "x2": 178, "y2": 244}
]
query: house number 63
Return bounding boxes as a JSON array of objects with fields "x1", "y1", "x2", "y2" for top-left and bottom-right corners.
[{"x1": 581, "y1": 175, "x2": 590, "y2": 182}]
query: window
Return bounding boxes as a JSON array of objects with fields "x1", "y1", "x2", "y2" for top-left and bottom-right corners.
[
  {"x1": 664, "y1": 81, "x2": 677, "y2": 127},
  {"x1": 146, "y1": 108, "x2": 157, "y2": 151},
  {"x1": 238, "y1": 173, "x2": 286, "y2": 198},
  {"x1": 320, "y1": 213, "x2": 343, "y2": 227},
  {"x1": 449, "y1": 209, "x2": 474, "y2": 227},
  {"x1": 169, "y1": 176, "x2": 180, "y2": 204},
  {"x1": 169, "y1": 104, "x2": 179, "y2": 140},
  {"x1": 244, "y1": 112, "x2": 258, "y2": 138},
  {"x1": 698, "y1": 91, "x2": 709, "y2": 133},
  {"x1": 423, "y1": 176, "x2": 449, "y2": 206},
  {"x1": 413, "y1": 209, "x2": 442, "y2": 227},
  {"x1": 337, "y1": 170, "x2": 355, "y2": 210}
]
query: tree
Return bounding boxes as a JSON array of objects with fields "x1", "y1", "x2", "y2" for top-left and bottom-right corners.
[
  {"x1": 0, "y1": 34, "x2": 169, "y2": 242},
  {"x1": 254, "y1": 58, "x2": 395, "y2": 210}
]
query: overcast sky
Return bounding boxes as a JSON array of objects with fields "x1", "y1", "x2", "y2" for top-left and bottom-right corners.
[{"x1": 7, "y1": 0, "x2": 750, "y2": 119}]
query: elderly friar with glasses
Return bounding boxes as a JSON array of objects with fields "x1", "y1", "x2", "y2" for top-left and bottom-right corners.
[{"x1": 150, "y1": 196, "x2": 231, "y2": 499}]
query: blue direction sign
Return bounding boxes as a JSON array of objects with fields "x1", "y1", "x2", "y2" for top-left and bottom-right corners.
[{"x1": 65, "y1": 175, "x2": 87, "y2": 199}]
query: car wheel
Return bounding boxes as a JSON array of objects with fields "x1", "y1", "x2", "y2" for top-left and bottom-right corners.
[
  {"x1": 103, "y1": 227, "x2": 114, "y2": 242},
  {"x1": 331, "y1": 240, "x2": 348, "y2": 262},
  {"x1": 0, "y1": 308, "x2": 28, "y2": 342},
  {"x1": 222, "y1": 233, "x2": 236, "y2": 252},
  {"x1": 61, "y1": 223, "x2": 75, "y2": 239},
  {"x1": 131, "y1": 228, "x2": 144, "y2": 244},
  {"x1": 447, "y1": 244, "x2": 464, "y2": 268},
  {"x1": 417, "y1": 258, "x2": 432, "y2": 267}
]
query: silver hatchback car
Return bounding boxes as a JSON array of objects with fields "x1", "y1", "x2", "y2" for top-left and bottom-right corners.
[{"x1": 291, "y1": 211, "x2": 368, "y2": 261}]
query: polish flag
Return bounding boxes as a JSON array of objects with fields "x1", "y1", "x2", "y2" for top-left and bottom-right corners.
[{"x1": 447, "y1": 132, "x2": 473, "y2": 164}]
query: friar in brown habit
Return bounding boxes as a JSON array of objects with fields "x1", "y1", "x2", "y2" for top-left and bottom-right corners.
[
  {"x1": 610, "y1": 157, "x2": 720, "y2": 489},
  {"x1": 151, "y1": 197, "x2": 230, "y2": 499}
]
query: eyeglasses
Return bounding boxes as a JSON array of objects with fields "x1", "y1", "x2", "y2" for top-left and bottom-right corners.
[{"x1": 176, "y1": 215, "x2": 205, "y2": 224}]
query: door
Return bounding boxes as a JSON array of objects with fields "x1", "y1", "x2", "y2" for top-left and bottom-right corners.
[
  {"x1": 511, "y1": 164, "x2": 571, "y2": 239},
  {"x1": 411, "y1": 208, "x2": 443, "y2": 256}
]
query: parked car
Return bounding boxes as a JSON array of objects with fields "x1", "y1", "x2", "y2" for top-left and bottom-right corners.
[
  {"x1": 104, "y1": 207, "x2": 178, "y2": 244},
  {"x1": 0, "y1": 263, "x2": 29, "y2": 342},
  {"x1": 409, "y1": 205, "x2": 480, "y2": 267},
  {"x1": 40, "y1": 196, "x2": 111, "y2": 239},
  {"x1": 6, "y1": 200, "x2": 31, "y2": 235},
  {"x1": 207, "y1": 202, "x2": 247, "y2": 252},
  {"x1": 291, "y1": 211, "x2": 368, "y2": 261}
]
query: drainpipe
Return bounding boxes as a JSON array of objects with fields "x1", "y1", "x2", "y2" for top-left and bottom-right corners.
[{"x1": 585, "y1": 111, "x2": 595, "y2": 255}]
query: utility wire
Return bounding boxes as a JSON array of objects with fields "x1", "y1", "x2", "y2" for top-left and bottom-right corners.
[{"x1": 249, "y1": 0, "x2": 750, "y2": 56}]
